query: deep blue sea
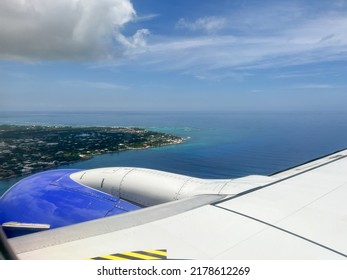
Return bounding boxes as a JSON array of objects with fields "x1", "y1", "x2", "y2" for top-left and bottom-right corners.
[{"x1": 1, "y1": 110, "x2": 347, "y2": 195}]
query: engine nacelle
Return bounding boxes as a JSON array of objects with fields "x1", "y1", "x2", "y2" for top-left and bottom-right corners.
[{"x1": 70, "y1": 167, "x2": 273, "y2": 207}]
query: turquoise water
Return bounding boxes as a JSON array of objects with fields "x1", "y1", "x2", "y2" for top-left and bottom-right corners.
[{"x1": 1, "y1": 110, "x2": 347, "y2": 195}]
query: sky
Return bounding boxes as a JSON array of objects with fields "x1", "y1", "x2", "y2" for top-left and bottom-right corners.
[{"x1": 1, "y1": 0, "x2": 347, "y2": 112}]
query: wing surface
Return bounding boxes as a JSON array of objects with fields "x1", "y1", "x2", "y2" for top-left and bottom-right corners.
[{"x1": 9, "y1": 149, "x2": 347, "y2": 259}]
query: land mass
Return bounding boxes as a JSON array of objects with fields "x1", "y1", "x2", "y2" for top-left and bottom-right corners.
[{"x1": 0, "y1": 125, "x2": 184, "y2": 180}]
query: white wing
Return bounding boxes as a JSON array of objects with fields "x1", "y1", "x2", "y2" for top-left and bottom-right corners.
[{"x1": 9, "y1": 149, "x2": 347, "y2": 259}]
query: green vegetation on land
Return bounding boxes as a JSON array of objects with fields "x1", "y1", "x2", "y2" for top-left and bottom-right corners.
[{"x1": 0, "y1": 125, "x2": 183, "y2": 179}]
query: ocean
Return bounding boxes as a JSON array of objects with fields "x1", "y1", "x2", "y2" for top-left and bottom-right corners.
[{"x1": 1, "y1": 110, "x2": 347, "y2": 195}]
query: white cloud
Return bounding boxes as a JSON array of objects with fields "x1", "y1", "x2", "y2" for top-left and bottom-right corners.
[
  {"x1": 136, "y1": 13, "x2": 160, "y2": 22},
  {"x1": 62, "y1": 80, "x2": 129, "y2": 90},
  {"x1": 176, "y1": 16, "x2": 226, "y2": 33},
  {"x1": 0, "y1": 0, "x2": 148, "y2": 61},
  {"x1": 135, "y1": 12, "x2": 347, "y2": 78},
  {"x1": 295, "y1": 84, "x2": 337, "y2": 89},
  {"x1": 114, "y1": 29, "x2": 150, "y2": 53}
]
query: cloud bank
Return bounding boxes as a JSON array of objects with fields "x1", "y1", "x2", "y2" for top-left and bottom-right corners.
[
  {"x1": 140, "y1": 10, "x2": 347, "y2": 78},
  {"x1": 0, "y1": 0, "x2": 148, "y2": 61},
  {"x1": 2, "y1": 0, "x2": 347, "y2": 79}
]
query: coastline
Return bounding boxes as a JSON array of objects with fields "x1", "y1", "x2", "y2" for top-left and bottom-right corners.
[{"x1": 0, "y1": 124, "x2": 185, "y2": 180}]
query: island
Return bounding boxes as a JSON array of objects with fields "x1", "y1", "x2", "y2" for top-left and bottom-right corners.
[{"x1": 0, "y1": 125, "x2": 184, "y2": 180}]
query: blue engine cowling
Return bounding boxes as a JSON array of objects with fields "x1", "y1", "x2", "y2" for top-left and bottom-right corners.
[{"x1": 0, "y1": 169, "x2": 141, "y2": 238}]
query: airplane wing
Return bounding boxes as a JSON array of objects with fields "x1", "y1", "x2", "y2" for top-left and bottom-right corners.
[{"x1": 6, "y1": 148, "x2": 347, "y2": 260}]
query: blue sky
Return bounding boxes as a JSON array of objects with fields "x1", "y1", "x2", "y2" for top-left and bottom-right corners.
[{"x1": 1, "y1": 0, "x2": 347, "y2": 111}]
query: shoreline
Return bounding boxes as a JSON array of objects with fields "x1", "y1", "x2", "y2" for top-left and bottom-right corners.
[{"x1": 0, "y1": 124, "x2": 185, "y2": 180}]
